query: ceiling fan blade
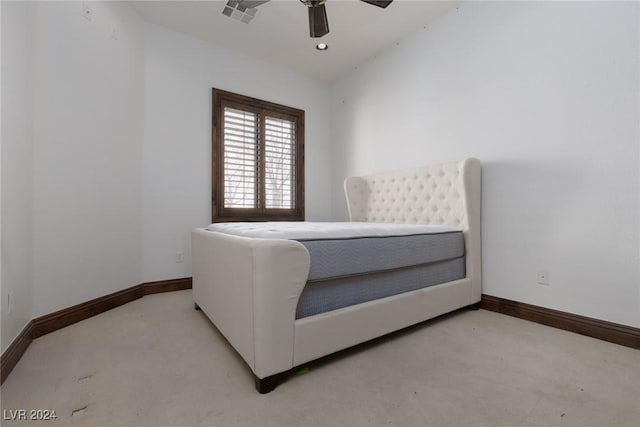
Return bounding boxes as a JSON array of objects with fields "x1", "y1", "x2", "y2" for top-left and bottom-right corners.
[
  {"x1": 308, "y1": 3, "x2": 329, "y2": 38},
  {"x1": 237, "y1": 0, "x2": 270, "y2": 8},
  {"x1": 360, "y1": 0, "x2": 393, "y2": 8}
]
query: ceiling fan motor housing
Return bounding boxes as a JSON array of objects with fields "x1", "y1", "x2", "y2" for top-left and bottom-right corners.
[
  {"x1": 229, "y1": 0, "x2": 392, "y2": 39},
  {"x1": 300, "y1": 0, "x2": 327, "y2": 6}
]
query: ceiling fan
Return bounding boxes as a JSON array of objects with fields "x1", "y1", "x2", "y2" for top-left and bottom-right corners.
[{"x1": 223, "y1": 0, "x2": 393, "y2": 38}]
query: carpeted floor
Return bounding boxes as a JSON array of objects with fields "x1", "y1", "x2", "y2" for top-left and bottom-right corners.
[{"x1": 1, "y1": 290, "x2": 639, "y2": 427}]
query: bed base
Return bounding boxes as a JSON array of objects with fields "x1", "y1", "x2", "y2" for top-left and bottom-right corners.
[
  {"x1": 192, "y1": 158, "x2": 482, "y2": 394},
  {"x1": 195, "y1": 295, "x2": 482, "y2": 393},
  {"x1": 251, "y1": 300, "x2": 484, "y2": 393}
]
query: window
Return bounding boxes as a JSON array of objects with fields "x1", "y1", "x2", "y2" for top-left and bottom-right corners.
[{"x1": 212, "y1": 89, "x2": 305, "y2": 222}]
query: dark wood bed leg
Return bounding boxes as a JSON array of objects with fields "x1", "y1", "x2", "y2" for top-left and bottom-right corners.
[
  {"x1": 254, "y1": 371, "x2": 290, "y2": 394},
  {"x1": 194, "y1": 303, "x2": 201, "y2": 311},
  {"x1": 469, "y1": 302, "x2": 481, "y2": 311}
]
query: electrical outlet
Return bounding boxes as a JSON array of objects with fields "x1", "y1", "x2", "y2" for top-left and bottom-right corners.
[
  {"x1": 537, "y1": 270, "x2": 550, "y2": 286},
  {"x1": 176, "y1": 251, "x2": 184, "y2": 263},
  {"x1": 7, "y1": 291, "x2": 14, "y2": 315},
  {"x1": 82, "y1": 2, "x2": 92, "y2": 21}
]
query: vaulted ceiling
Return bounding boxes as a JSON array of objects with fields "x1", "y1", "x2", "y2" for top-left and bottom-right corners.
[{"x1": 131, "y1": 0, "x2": 459, "y2": 83}]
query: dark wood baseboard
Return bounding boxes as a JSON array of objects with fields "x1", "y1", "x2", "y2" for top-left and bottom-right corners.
[
  {"x1": 481, "y1": 294, "x2": 640, "y2": 350},
  {"x1": 31, "y1": 286, "x2": 144, "y2": 339},
  {"x1": 31, "y1": 277, "x2": 192, "y2": 339},
  {"x1": 142, "y1": 277, "x2": 193, "y2": 295},
  {"x1": 1, "y1": 322, "x2": 34, "y2": 384},
  {"x1": 5, "y1": 285, "x2": 637, "y2": 386},
  {"x1": 1, "y1": 277, "x2": 192, "y2": 384}
]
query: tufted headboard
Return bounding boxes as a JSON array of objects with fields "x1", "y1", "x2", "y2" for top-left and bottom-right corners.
[{"x1": 344, "y1": 158, "x2": 482, "y2": 301}]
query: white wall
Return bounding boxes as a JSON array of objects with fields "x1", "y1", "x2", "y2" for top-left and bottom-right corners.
[
  {"x1": 330, "y1": 1, "x2": 640, "y2": 327},
  {"x1": 5, "y1": 0, "x2": 636, "y2": 336},
  {"x1": 141, "y1": 23, "x2": 332, "y2": 282},
  {"x1": 2, "y1": 1, "x2": 332, "y2": 327},
  {"x1": 1, "y1": 1, "x2": 36, "y2": 352},
  {"x1": 31, "y1": 2, "x2": 144, "y2": 317}
]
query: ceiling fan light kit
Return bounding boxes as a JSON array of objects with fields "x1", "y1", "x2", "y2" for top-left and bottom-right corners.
[{"x1": 229, "y1": 0, "x2": 393, "y2": 40}]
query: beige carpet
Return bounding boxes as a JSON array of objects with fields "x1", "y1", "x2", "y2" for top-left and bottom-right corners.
[{"x1": 1, "y1": 290, "x2": 639, "y2": 427}]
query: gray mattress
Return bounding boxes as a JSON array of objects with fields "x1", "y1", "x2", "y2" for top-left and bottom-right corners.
[
  {"x1": 294, "y1": 229, "x2": 466, "y2": 319},
  {"x1": 296, "y1": 257, "x2": 466, "y2": 319},
  {"x1": 298, "y1": 231, "x2": 464, "y2": 281},
  {"x1": 205, "y1": 222, "x2": 467, "y2": 319}
]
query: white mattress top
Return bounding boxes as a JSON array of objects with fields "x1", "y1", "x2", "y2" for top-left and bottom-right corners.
[{"x1": 206, "y1": 221, "x2": 460, "y2": 240}]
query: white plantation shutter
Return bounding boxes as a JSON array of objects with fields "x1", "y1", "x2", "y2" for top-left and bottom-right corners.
[
  {"x1": 265, "y1": 116, "x2": 295, "y2": 209},
  {"x1": 223, "y1": 107, "x2": 258, "y2": 208}
]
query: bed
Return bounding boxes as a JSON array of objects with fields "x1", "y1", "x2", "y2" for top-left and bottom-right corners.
[{"x1": 191, "y1": 158, "x2": 481, "y2": 393}]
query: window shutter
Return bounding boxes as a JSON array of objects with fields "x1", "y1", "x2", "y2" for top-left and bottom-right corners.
[
  {"x1": 212, "y1": 89, "x2": 304, "y2": 222},
  {"x1": 264, "y1": 116, "x2": 295, "y2": 209},
  {"x1": 223, "y1": 107, "x2": 258, "y2": 208}
]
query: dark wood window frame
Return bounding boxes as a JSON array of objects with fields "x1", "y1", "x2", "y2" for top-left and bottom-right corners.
[{"x1": 212, "y1": 89, "x2": 305, "y2": 222}]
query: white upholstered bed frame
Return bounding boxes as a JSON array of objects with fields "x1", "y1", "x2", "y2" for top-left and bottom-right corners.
[{"x1": 191, "y1": 158, "x2": 481, "y2": 392}]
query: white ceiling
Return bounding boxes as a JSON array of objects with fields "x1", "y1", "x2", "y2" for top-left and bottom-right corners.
[{"x1": 130, "y1": 0, "x2": 459, "y2": 83}]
